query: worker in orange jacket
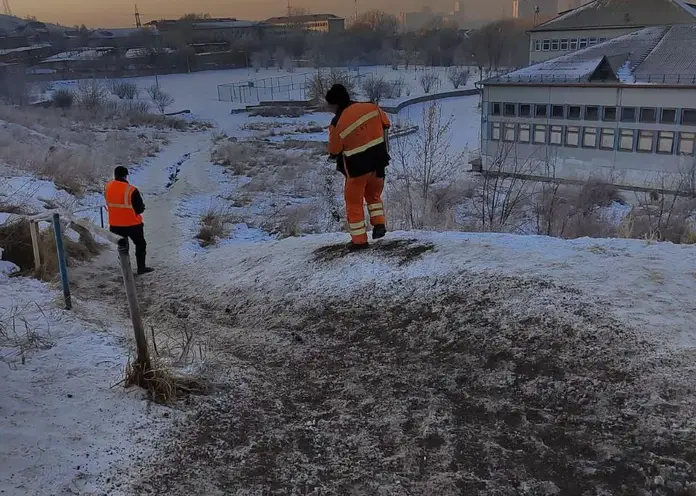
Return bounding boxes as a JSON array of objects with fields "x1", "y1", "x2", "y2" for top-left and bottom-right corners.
[
  {"x1": 104, "y1": 166, "x2": 153, "y2": 275},
  {"x1": 326, "y1": 84, "x2": 390, "y2": 250}
]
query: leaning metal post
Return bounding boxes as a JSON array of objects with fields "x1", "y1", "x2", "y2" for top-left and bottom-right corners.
[{"x1": 51, "y1": 213, "x2": 72, "y2": 310}]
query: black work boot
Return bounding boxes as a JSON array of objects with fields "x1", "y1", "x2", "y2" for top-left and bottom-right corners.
[
  {"x1": 372, "y1": 224, "x2": 387, "y2": 240},
  {"x1": 136, "y1": 253, "x2": 154, "y2": 275},
  {"x1": 348, "y1": 242, "x2": 369, "y2": 252}
]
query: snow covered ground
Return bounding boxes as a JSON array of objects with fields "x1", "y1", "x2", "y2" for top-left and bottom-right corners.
[{"x1": 3, "y1": 64, "x2": 696, "y2": 493}]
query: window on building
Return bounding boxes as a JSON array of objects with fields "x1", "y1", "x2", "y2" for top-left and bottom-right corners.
[
  {"x1": 621, "y1": 107, "x2": 636, "y2": 122},
  {"x1": 566, "y1": 126, "x2": 580, "y2": 146},
  {"x1": 491, "y1": 102, "x2": 501, "y2": 116},
  {"x1": 550, "y1": 125, "x2": 563, "y2": 145},
  {"x1": 603, "y1": 106, "x2": 617, "y2": 121},
  {"x1": 504, "y1": 123, "x2": 516, "y2": 142},
  {"x1": 637, "y1": 130, "x2": 654, "y2": 152},
  {"x1": 535, "y1": 104, "x2": 548, "y2": 118},
  {"x1": 682, "y1": 109, "x2": 696, "y2": 125},
  {"x1": 570, "y1": 38, "x2": 578, "y2": 50},
  {"x1": 568, "y1": 105, "x2": 581, "y2": 119},
  {"x1": 661, "y1": 108, "x2": 677, "y2": 124},
  {"x1": 585, "y1": 106, "x2": 599, "y2": 120},
  {"x1": 657, "y1": 131, "x2": 675, "y2": 154},
  {"x1": 589, "y1": 37, "x2": 598, "y2": 45},
  {"x1": 504, "y1": 103, "x2": 516, "y2": 117},
  {"x1": 619, "y1": 129, "x2": 634, "y2": 151},
  {"x1": 583, "y1": 127, "x2": 598, "y2": 148},
  {"x1": 534, "y1": 40, "x2": 541, "y2": 51},
  {"x1": 551, "y1": 39, "x2": 560, "y2": 51},
  {"x1": 519, "y1": 104, "x2": 531, "y2": 117},
  {"x1": 600, "y1": 128, "x2": 615, "y2": 150},
  {"x1": 579, "y1": 38, "x2": 588, "y2": 49},
  {"x1": 552, "y1": 105, "x2": 565, "y2": 118},
  {"x1": 519, "y1": 124, "x2": 531, "y2": 143},
  {"x1": 599, "y1": 37, "x2": 607, "y2": 43},
  {"x1": 542, "y1": 39, "x2": 551, "y2": 51},
  {"x1": 533, "y1": 124, "x2": 547, "y2": 144},
  {"x1": 491, "y1": 122, "x2": 501, "y2": 140},
  {"x1": 560, "y1": 39, "x2": 569, "y2": 50},
  {"x1": 640, "y1": 108, "x2": 657, "y2": 123},
  {"x1": 679, "y1": 132, "x2": 696, "y2": 155}
]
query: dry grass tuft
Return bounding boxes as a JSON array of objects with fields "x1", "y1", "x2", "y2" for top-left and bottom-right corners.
[
  {"x1": 196, "y1": 207, "x2": 230, "y2": 247},
  {"x1": 0, "y1": 219, "x2": 103, "y2": 279}
]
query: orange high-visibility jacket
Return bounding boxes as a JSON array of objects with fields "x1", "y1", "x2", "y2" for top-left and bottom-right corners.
[
  {"x1": 329, "y1": 102, "x2": 391, "y2": 178},
  {"x1": 104, "y1": 180, "x2": 143, "y2": 227}
]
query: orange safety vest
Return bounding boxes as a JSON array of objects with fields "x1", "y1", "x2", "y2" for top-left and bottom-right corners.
[
  {"x1": 104, "y1": 180, "x2": 143, "y2": 227},
  {"x1": 329, "y1": 102, "x2": 391, "y2": 178}
]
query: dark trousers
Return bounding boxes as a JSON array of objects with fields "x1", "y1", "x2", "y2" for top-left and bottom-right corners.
[{"x1": 110, "y1": 224, "x2": 147, "y2": 272}]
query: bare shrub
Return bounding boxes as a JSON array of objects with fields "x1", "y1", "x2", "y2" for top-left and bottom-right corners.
[
  {"x1": 389, "y1": 102, "x2": 466, "y2": 229},
  {"x1": 111, "y1": 81, "x2": 139, "y2": 100},
  {"x1": 420, "y1": 72, "x2": 441, "y2": 94},
  {"x1": 197, "y1": 207, "x2": 229, "y2": 247},
  {"x1": 473, "y1": 143, "x2": 536, "y2": 232},
  {"x1": 0, "y1": 218, "x2": 102, "y2": 278},
  {"x1": 148, "y1": 85, "x2": 175, "y2": 114},
  {"x1": 251, "y1": 51, "x2": 271, "y2": 72},
  {"x1": 447, "y1": 67, "x2": 470, "y2": 89},
  {"x1": 76, "y1": 80, "x2": 108, "y2": 112},
  {"x1": 262, "y1": 204, "x2": 315, "y2": 239},
  {"x1": 282, "y1": 56, "x2": 296, "y2": 72},
  {"x1": 306, "y1": 70, "x2": 356, "y2": 105},
  {"x1": 52, "y1": 89, "x2": 74, "y2": 109},
  {"x1": 362, "y1": 75, "x2": 392, "y2": 104},
  {"x1": 622, "y1": 174, "x2": 696, "y2": 243},
  {"x1": 0, "y1": 65, "x2": 29, "y2": 106}
]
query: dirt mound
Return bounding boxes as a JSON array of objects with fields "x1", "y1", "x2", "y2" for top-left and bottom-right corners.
[
  {"x1": 313, "y1": 239, "x2": 435, "y2": 266},
  {"x1": 134, "y1": 272, "x2": 696, "y2": 495}
]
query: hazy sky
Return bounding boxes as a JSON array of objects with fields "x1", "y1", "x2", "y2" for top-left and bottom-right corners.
[{"x1": 15, "y1": 0, "x2": 453, "y2": 28}]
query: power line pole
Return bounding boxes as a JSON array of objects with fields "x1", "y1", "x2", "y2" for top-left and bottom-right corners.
[
  {"x1": 2, "y1": 0, "x2": 12, "y2": 16},
  {"x1": 134, "y1": 4, "x2": 142, "y2": 28},
  {"x1": 287, "y1": 0, "x2": 292, "y2": 17}
]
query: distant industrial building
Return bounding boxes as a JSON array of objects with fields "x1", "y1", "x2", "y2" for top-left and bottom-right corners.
[
  {"x1": 264, "y1": 14, "x2": 345, "y2": 36},
  {"x1": 146, "y1": 18, "x2": 261, "y2": 43},
  {"x1": 528, "y1": 0, "x2": 696, "y2": 63},
  {"x1": 512, "y1": 0, "x2": 559, "y2": 21},
  {"x1": 481, "y1": 24, "x2": 696, "y2": 187}
]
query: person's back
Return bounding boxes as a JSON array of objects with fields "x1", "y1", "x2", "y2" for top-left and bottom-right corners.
[
  {"x1": 326, "y1": 84, "x2": 390, "y2": 249},
  {"x1": 105, "y1": 166, "x2": 153, "y2": 275}
]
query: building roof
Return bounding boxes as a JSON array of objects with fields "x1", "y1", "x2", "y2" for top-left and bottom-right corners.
[
  {"x1": 530, "y1": 0, "x2": 696, "y2": 32},
  {"x1": 90, "y1": 27, "x2": 154, "y2": 39},
  {"x1": 264, "y1": 14, "x2": 343, "y2": 24},
  {"x1": 484, "y1": 24, "x2": 696, "y2": 86},
  {"x1": 191, "y1": 20, "x2": 257, "y2": 29}
]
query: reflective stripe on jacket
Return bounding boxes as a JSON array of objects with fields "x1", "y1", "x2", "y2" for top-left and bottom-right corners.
[
  {"x1": 329, "y1": 102, "x2": 391, "y2": 178},
  {"x1": 104, "y1": 180, "x2": 143, "y2": 227}
]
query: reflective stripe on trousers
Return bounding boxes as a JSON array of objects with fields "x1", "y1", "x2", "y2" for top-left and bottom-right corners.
[{"x1": 344, "y1": 172, "x2": 386, "y2": 245}]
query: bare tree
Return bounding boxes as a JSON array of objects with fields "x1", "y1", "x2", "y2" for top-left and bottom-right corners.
[
  {"x1": 389, "y1": 102, "x2": 465, "y2": 229},
  {"x1": 362, "y1": 75, "x2": 391, "y2": 104},
  {"x1": 420, "y1": 72, "x2": 440, "y2": 94},
  {"x1": 473, "y1": 142, "x2": 536, "y2": 232},
  {"x1": 148, "y1": 85, "x2": 174, "y2": 114},
  {"x1": 447, "y1": 67, "x2": 470, "y2": 89}
]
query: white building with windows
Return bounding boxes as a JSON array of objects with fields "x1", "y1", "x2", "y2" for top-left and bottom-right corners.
[
  {"x1": 481, "y1": 25, "x2": 696, "y2": 188},
  {"x1": 528, "y1": 0, "x2": 696, "y2": 64}
]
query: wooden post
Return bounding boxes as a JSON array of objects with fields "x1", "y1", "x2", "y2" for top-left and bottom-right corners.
[
  {"x1": 117, "y1": 238, "x2": 151, "y2": 371},
  {"x1": 29, "y1": 220, "x2": 41, "y2": 274},
  {"x1": 51, "y1": 213, "x2": 72, "y2": 310}
]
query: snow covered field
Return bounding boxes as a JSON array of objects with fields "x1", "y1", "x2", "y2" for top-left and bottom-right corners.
[{"x1": 2, "y1": 65, "x2": 696, "y2": 494}]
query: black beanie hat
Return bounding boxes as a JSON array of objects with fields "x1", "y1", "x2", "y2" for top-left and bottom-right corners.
[
  {"x1": 325, "y1": 84, "x2": 351, "y2": 106},
  {"x1": 114, "y1": 166, "x2": 129, "y2": 179}
]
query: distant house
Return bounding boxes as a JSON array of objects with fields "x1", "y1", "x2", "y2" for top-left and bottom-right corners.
[
  {"x1": 480, "y1": 25, "x2": 696, "y2": 188},
  {"x1": 263, "y1": 14, "x2": 345, "y2": 36},
  {"x1": 0, "y1": 42, "x2": 52, "y2": 64},
  {"x1": 528, "y1": 0, "x2": 696, "y2": 63},
  {"x1": 147, "y1": 18, "x2": 260, "y2": 43},
  {"x1": 88, "y1": 27, "x2": 156, "y2": 48}
]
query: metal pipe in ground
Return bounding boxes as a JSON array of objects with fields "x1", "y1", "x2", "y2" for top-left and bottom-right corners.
[
  {"x1": 51, "y1": 213, "x2": 72, "y2": 310},
  {"x1": 117, "y1": 238, "x2": 151, "y2": 372}
]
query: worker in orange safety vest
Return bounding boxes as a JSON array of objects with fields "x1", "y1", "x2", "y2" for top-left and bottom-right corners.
[
  {"x1": 104, "y1": 166, "x2": 153, "y2": 275},
  {"x1": 326, "y1": 84, "x2": 390, "y2": 250}
]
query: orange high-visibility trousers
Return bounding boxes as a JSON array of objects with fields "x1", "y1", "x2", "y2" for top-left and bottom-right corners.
[{"x1": 344, "y1": 171, "x2": 386, "y2": 244}]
